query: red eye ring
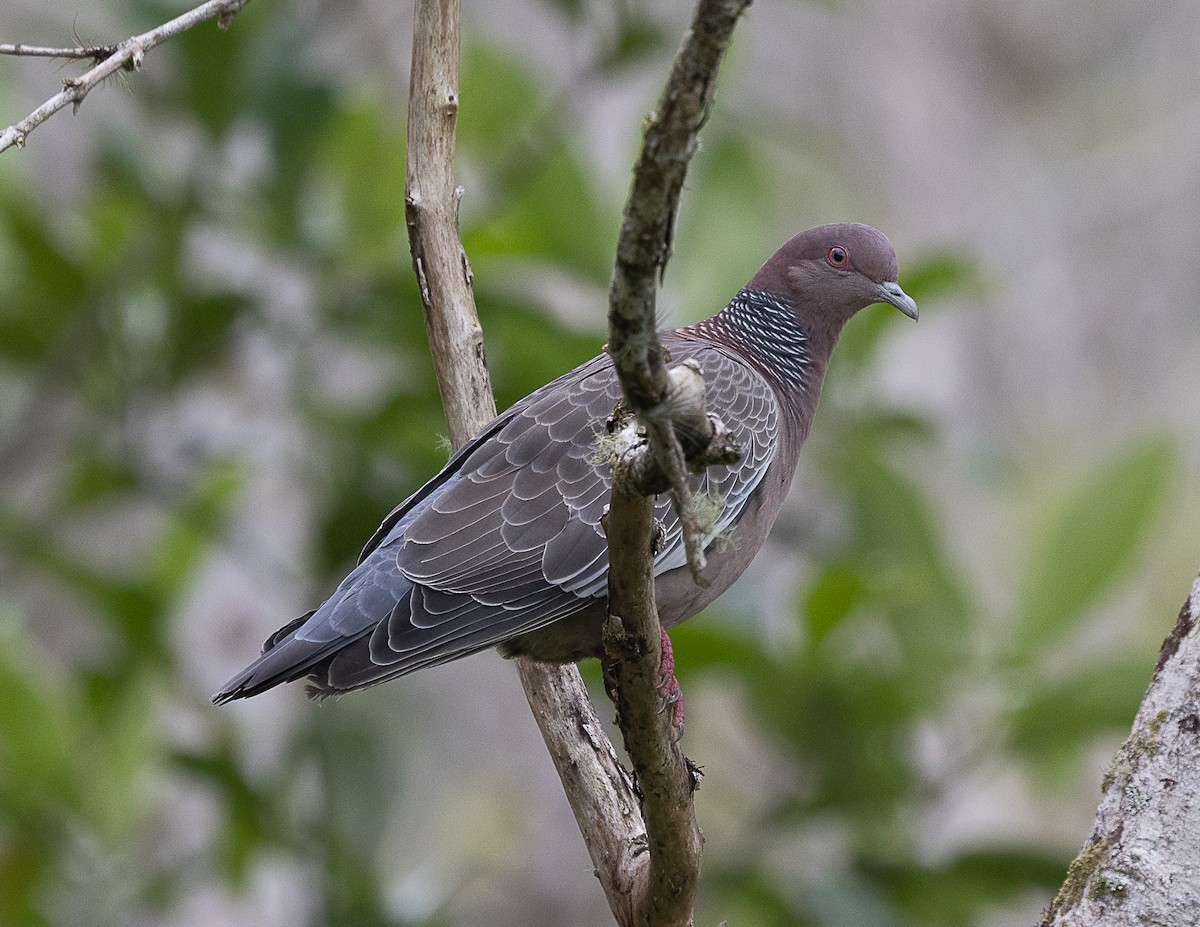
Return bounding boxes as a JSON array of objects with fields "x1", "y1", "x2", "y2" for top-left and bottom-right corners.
[{"x1": 827, "y1": 246, "x2": 849, "y2": 268}]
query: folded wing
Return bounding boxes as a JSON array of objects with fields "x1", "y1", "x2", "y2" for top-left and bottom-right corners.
[{"x1": 212, "y1": 334, "x2": 779, "y2": 701}]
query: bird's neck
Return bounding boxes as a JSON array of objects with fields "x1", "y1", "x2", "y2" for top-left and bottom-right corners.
[{"x1": 685, "y1": 288, "x2": 840, "y2": 432}]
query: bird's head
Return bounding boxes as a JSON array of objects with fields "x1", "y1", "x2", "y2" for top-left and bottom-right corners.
[{"x1": 748, "y1": 222, "x2": 919, "y2": 327}]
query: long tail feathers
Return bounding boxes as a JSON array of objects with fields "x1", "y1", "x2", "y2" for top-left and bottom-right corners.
[{"x1": 211, "y1": 610, "x2": 348, "y2": 704}]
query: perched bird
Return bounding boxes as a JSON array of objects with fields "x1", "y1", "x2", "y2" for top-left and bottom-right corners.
[{"x1": 213, "y1": 223, "x2": 917, "y2": 704}]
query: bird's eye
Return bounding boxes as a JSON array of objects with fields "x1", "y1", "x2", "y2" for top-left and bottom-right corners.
[{"x1": 827, "y1": 246, "x2": 849, "y2": 268}]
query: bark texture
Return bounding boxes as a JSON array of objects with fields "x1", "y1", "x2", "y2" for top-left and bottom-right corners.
[{"x1": 404, "y1": 0, "x2": 494, "y2": 445}]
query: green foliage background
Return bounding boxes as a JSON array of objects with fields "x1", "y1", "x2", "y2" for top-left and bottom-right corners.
[{"x1": 0, "y1": 1, "x2": 1192, "y2": 925}]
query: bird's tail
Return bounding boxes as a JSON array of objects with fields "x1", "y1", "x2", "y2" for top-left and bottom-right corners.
[{"x1": 211, "y1": 609, "x2": 353, "y2": 703}]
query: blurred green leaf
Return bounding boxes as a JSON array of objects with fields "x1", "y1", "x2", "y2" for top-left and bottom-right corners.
[
  {"x1": 1014, "y1": 436, "x2": 1177, "y2": 652},
  {"x1": 63, "y1": 452, "x2": 140, "y2": 508},
  {"x1": 481, "y1": 299, "x2": 600, "y2": 409},
  {"x1": 76, "y1": 680, "x2": 162, "y2": 842},
  {"x1": 241, "y1": 25, "x2": 339, "y2": 231},
  {"x1": 0, "y1": 504, "x2": 162, "y2": 658},
  {"x1": 0, "y1": 838, "x2": 51, "y2": 927},
  {"x1": 310, "y1": 101, "x2": 409, "y2": 271},
  {"x1": 704, "y1": 865, "x2": 811, "y2": 927},
  {"x1": 162, "y1": 292, "x2": 247, "y2": 384},
  {"x1": 458, "y1": 44, "x2": 546, "y2": 156},
  {"x1": 167, "y1": 1, "x2": 254, "y2": 136},
  {"x1": 668, "y1": 618, "x2": 770, "y2": 679},
  {"x1": 149, "y1": 458, "x2": 243, "y2": 601},
  {"x1": 803, "y1": 563, "x2": 864, "y2": 647},
  {"x1": 826, "y1": 419, "x2": 970, "y2": 676},
  {"x1": 306, "y1": 705, "x2": 405, "y2": 927},
  {"x1": 1009, "y1": 657, "x2": 1150, "y2": 769},
  {"x1": 600, "y1": 19, "x2": 670, "y2": 70},
  {"x1": 898, "y1": 252, "x2": 980, "y2": 304},
  {"x1": 0, "y1": 204, "x2": 88, "y2": 365},
  {"x1": 468, "y1": 142, "x2": 614, "y2": 282},
  {"x1": 866, "y1": 850, "x2": 1066, "y2": 924},
  {"x1": 0, "y1": 632, "x2": 76, "y2": 814},
  {"x1": 172, "y1": 743, "x2": 281, "y2": 883},
  {"x1": 677, "y1": 137, "x2": 776, "y2": 318}
]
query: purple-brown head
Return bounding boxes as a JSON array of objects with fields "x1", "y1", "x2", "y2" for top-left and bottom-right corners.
[{"x1": 747, "y1": 223, "x2": 918, "y2": 326}]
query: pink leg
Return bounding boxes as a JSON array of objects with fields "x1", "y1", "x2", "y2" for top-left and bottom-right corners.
[{"x1": 658, "y1": 626, "x2": 685, "y2": 732}]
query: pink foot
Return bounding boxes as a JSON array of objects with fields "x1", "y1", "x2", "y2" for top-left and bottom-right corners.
[{"x1": 658, "y1": 627, "x2": 685, "y2": 734}]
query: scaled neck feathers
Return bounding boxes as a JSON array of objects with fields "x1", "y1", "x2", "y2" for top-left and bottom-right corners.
[{"x1": 687, "y1": 288, "x2": 815, "y2": 396}]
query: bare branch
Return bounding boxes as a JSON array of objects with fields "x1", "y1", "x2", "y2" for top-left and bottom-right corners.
[
  {"x1": 402, "y1": 2, "x2": 651, "y2": 924},
  {"x1": 0, "y1": 43, "x2": 119, "y2": 61},
  {"x1": 515, "y1": 659, "x2": 646, "y2": 923},
  {"x1": 603, "y1": 489, "x2": 705, "y2": 927},
  {"x1": 600, "y1": 2, "x2": 751, "y2": 924},
  {"x1": 403, "y1": 0, "x2": 494, "y2": 445},
  {"x1": 607, "y1": 0, "x2": 752, "y2": 582},
  {"x1": 1040, "y1": 570, "x2": 1200, "y2": 926},
  {"x1": 0, "y1": 0, "x2": 252, "y2": 154}
]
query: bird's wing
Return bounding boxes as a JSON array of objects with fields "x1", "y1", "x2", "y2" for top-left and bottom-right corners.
[
  {"x1": 340, "y1": 335, "x2": 780, "y2": 678},
  {"x1": 214, "y1": 335, "x2": 780, "y2": 699}
]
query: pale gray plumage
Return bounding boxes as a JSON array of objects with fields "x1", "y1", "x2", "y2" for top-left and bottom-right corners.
[{"x1": 213, "y1": 223, "x2": 917, "y2": 703}]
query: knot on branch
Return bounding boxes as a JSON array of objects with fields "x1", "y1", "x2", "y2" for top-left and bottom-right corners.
[
  {"x1": 601, "y1": 612, "x2": 644, "y2": 666},
  {"x1": 596, "y1": 359, "x2": 743, "y2": 584}
]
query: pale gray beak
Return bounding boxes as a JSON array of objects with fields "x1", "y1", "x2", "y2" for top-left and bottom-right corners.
[{"x1": 875, "y1": 281, "x2": 919, "y2": 321}]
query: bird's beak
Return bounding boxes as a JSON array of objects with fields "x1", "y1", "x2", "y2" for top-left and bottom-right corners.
[{"x1": 875, "y1": 281, "x2": 919, "y2": 321}]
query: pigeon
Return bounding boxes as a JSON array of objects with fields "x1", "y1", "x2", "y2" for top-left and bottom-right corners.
[{"x1": 213, "y1": 223, "x2": 917, "y2": 703}]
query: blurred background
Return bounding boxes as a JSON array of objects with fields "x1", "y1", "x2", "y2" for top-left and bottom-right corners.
[{"x1": 1, "y1": 0, "x2": 1198, "y2": 924}]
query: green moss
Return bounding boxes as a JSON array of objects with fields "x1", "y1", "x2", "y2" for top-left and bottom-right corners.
[
  {"x1": 1041, "y1": 836, "x2": 1111, "y2": 924},
  {"x1": 692, "y1": 491, "x2": 739, "y2": 549},
  {"x1": 1104, "y1": 709, "x2": 1170, "y2": 792},
  {"x1": 1101, "y1": 759, "x2": 1131, "y2": 793},
  {"x1": 589, "y1": 422, "x2": 641, "y2": 469}
]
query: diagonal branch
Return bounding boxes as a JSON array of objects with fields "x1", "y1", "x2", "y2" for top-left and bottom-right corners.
[{"x1": 0, "y1": 0, "x2": 252, "y2": 154}]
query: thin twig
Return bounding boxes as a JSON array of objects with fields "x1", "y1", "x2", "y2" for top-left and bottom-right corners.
[
  {"x1": 0, "y1": 43, "x2": 120, "y2": 60},
  {"x1": 0, "y1": 0, "x2": 252, "y2": 154}
]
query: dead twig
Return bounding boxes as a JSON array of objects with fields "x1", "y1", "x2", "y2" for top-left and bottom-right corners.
[{"x1": 0, "y1": 0, "x2": 252, "y2": 154}]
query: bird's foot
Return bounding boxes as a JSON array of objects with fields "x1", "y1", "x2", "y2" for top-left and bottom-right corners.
[
  {"x1": 599, "y1": 620, "x2": 685, "y2": 739},
  {"x1": 657, "y1": 626, "x2": 685, "y2": 739}
]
